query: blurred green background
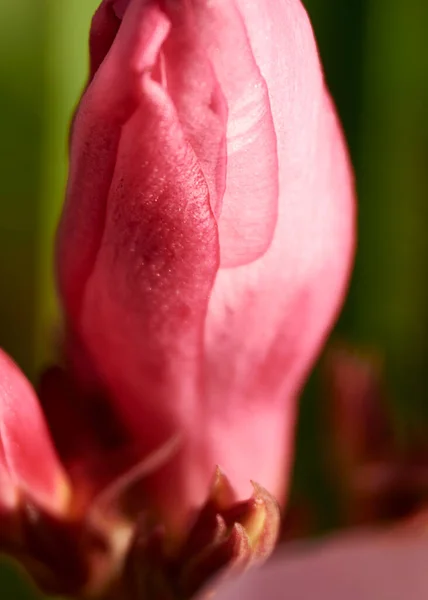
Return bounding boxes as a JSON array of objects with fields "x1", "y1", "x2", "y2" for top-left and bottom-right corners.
[{"x1": 0, "y1": 0, "x2": 427, "y2": 597}]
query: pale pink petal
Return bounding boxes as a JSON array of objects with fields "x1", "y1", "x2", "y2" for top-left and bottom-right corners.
[
  {"x1": 0, "y1": 350, "x2": 69, "y2": 514},
  {"x1": 56, "y1": 0, "x2": 170, "y2": 321},
  {"x1": 200, "y1": 1, "x2": 355, "y2": 501},
  {"x1": 207, "y1": 531, "x2": 428, "y2": 600},
  {"x1": 186, "y1": 0, "x2": 279, "y2": 267}
]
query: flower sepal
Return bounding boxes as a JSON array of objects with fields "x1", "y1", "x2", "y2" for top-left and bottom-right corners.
[{"x1": 124, "y1": 468, "x2": 280, "y2": 600}]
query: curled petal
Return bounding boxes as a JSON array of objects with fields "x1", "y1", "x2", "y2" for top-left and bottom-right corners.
[{"x1": 202, "y1": 0, "x2": 355, "y2": 503}]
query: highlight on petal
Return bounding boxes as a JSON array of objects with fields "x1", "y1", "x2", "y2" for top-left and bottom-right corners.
[
  {"x1": 187, "y1": 0, "x2": 279, "y2": 267},
  {"x1": 206, "y1": 531, "x2": 428, "y2": 600},
  {"x1": 0, "y1": 350, "x2": 70, "y2": 515}
]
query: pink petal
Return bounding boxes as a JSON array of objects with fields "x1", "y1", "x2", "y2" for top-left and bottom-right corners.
[
  {"x1": 159, "y1": 2, "x2": 228, "y2": 218},
  {"x1": 200, "y1": 1, "x2": 355, "y2": 501},
  {"x1": 89, "y1": 0, "x2": 121, "y2": 80},
  {"x1": 0, "y1": 441, "x2": 16, "y2": 511},
  {"x1": 56, "y1": 0, "x2": 170, "y2": 321},
  {"x1": 112, "y1": 0, "x2": 130, "y2": 21},
  {"x1": 76, "y1": 4, "x2": 220, "y2": 459},
  {"x1": 57, "y1": 0, "x2": 355, "y2": 522},
  {"x1": 187, "y1": 0, "x2": 279, "y2": 267},
  {"x1": 207, "y1": 531, "x2": 428, "y2": 600},
  {"x1": 0, "y1": 350, "x2": 69, "y2": 514}
]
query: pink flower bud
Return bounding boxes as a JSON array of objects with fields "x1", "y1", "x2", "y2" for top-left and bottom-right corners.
[{"x1": 56, "y1": 0, "x2": 355, "y2": 526}]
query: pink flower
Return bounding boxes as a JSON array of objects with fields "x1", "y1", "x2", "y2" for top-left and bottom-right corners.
[{"x1": 56, "y1": 0, "x2": 355, "y2": 527}]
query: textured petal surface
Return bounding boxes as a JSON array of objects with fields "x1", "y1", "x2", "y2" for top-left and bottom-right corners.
[
  {"x1": 206, "y1": 532, "x2": 428, "y2": 600},
  {"x1": 72, "y1": 0, "x2": 220, "y2": 459},
  {"x1": 0, "y1": 350, "x2": 69, "y2": 514},
  {"x1": 187, "y1": 0, "x2": 279, "y2": 267}
]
